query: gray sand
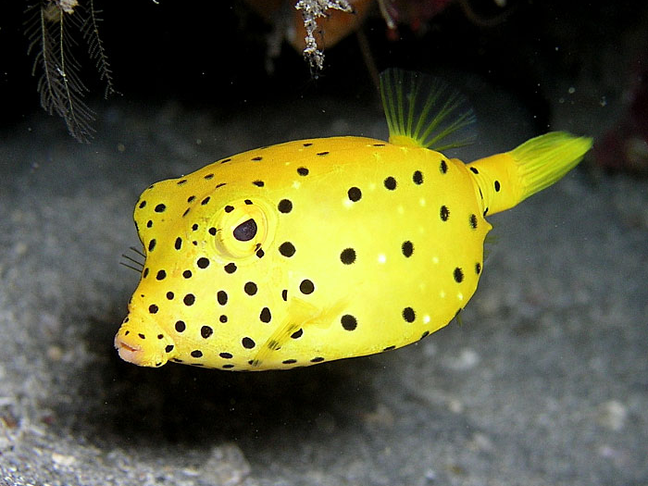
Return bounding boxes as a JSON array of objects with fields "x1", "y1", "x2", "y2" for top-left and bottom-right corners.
[{"x1": 0, "y1": 87, "x2": 646, "y2": 486}]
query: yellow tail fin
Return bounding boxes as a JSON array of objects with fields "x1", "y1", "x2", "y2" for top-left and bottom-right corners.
[
  {"x1": 510, "y1": 132, "x2": 593, "y2": 202},
  {"x1": 467, "y1": 132, "x2": 593, "y2": 216}
]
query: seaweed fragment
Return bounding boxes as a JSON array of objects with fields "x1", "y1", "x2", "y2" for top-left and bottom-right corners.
[{"x1": 25, "y1": 0, "x2": 116, "y2": 143}]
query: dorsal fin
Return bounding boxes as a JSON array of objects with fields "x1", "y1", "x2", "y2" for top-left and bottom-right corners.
[{"x1": 379, "y1": 68, "x2": 477, "y2": 151}]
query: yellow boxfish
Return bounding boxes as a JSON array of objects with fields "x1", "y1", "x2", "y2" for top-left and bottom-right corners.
[{"x1": 115, "y1": 69, "x2": 592, "y2": 371}]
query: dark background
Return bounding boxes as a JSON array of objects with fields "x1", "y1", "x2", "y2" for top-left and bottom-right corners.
[{"x1": 2, "y1": 0, "x2": 644, "y2": 137}]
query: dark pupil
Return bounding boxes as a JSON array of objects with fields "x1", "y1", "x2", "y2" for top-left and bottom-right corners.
[{"x1": 233, "y1": 219, "x2": 257, "y2": 242}]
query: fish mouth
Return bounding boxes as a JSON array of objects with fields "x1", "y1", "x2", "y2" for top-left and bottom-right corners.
[
  {"x1": 114, "y1": 333, "x2": 143, "y2": 365},
  {"x1": 114, "y1": 312, "x2": 174, "y2": 368}
]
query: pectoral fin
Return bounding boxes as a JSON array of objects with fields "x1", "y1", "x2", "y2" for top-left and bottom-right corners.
[{"x1": 250, "y1": 298, "x2": 347, "y2": 369}]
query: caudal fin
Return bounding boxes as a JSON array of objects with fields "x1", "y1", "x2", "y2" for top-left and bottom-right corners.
[
  {"x1": 468, "y1": 131, "x2": 592, "y2": 216},
  {"x1": 510, "y1": 131, "x2": 593, "y2": 203}
]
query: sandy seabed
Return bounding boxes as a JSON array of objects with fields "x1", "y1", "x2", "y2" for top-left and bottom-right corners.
[{"x1": 0, "y1": 88, "x2": 647, "y2": 486}]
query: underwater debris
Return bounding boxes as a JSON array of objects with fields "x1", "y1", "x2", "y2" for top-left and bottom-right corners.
[
  {"x1": 248, "y1": 0, "x2": 511, "y2": 75},
  {"x1": 295, "y1": 0, "x2": 354, "y2": 71},
  {"x1": 25, "y1": 0, "x2": 116, "y2": 143}
]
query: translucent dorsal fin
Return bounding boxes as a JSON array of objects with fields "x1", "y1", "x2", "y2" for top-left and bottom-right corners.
[{"x1": 379, "y1": 68, "x2": 477, "y2": 151}]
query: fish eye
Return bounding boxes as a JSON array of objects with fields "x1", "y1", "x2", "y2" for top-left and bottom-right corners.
[
  {"x1": 233, "y1": 218, "x2": 257, "y2": 242},
  {"x1": 209, "y1": 198, "x2": 275, "y2": 262}
]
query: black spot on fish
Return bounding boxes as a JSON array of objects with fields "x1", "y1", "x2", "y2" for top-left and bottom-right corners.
[
  {"x1": 453, "y1": 267, "x2": 464, "y2": 283},
  {"x1": 182, "y1": 270, "x2": 192, "y2": 279},
  {"x1": 402, "y1": 307, "x2": 415, "y2": 323},
  {"x1": 310, "y1": 357, "x2": 325, "y2": 363},
  {"x1": 191, "y1": 350, "x2": 203, "y2": 358},
  {"x1": 260, "y1": 307, "x2": 272, "y2": 323},
  {"x1": 281, "y1": 289, "x2": 288, "y2": 302},
  {"x1": 244, "y1": 282, "x2": 258, "y2": 296},
  {"x1": 494, "y1": 180, "x2": 501, "y2": 192},
  {"x1": 224, "y1": 263, "x2": 237, "y2": 274},
  {"x1": 348, "y1": 187, "x2": 362, "y2": 202},
  {"x1": 279, "y1": 242, "x2": 296, "y2": 257},
  {"x1": 201, "y1": 196, "x2": 210, "y2": 205},
  {"x1": 384, "y1": 176, "x2": 397, "y2": 190},
  {"x1": 413, "y1": 170, "x2": 424, "y2": 184},
  {"x1": 253, "y1": 180, "x2": 264, "y2": 187},
  {"x1": 187, "y1": 195, "x2": 196, "y2": 203},
  {"x1": 217, "y1": 290, "x2": 228, "y2": 305},
  {"x1": 402, "y1": 241, "x2": 413, "y2": 258},
  {"x1": 470, "y1": 167, "x2": 479, "y2": 174},
  {"x1": 282, "y1": 359, "x2": 297, "y2": 364},
  {"x1": 278, "y1": 199, "x2": 293, "y2": 213},
  {"x1": 166, "y1": 291, "x2": 174, "y2": 300},
  {"x1": 175, "y1": 320, "x2": 186, "y2": 333},
  {"x1": 148, "y1": 239, "x2": 156, "y2": 251},
  {"x1": 475, "y1": 262, "x2": 481, "y2": 274},
  {"x1": 183, "y1": 294, "x2": 195, "y2": 306},
  {"x1": 317, "y1": 151, "x2": 329, "y2": 156},
  {"x1": 297, "y1": 167, "x2": 309, "y2": 176},
  {"x1": 242, "y1": 337, "x2": 256, "y2": 349},
  {"x1": 203, "y1": 174, "x2": 214, "y2": 180},
  {"x1": 139, "y1": 201, "x2": 147, "y2": 209},
  {"x1": 290, "y1": 328, "x2": 303, "y2": 339},
  {"x1": 340, "y1": 248, "x2": 356, "y2": 264},
  {"x1": 251, "y1": 156, "x2": 263, "y2": 161},
  {"x1": 148, "y1": 304, "x2": 158, "y2": 314},
  {"x1": 299, "y1": 279, "x2": 315, "y2": 294},
  {"x1": 175, "y1": 237, "x2": 182, "y2": 250},
  {"x1": 220, "y1": 352, "x2": 233, "y2": 359},
  {"x1": 165, "y1": 344, "x2": 174, "y2": 353},
  {"x1": 469, "y1": 214, "x2": 478, "y2": 229},
  {"x1": 219, "y1": 315, "x2": 228, "y2": 323},
  {"x1": 154, "y1": 204, "x2": 166, "y2": 213},
  {"x1": 220, "y1": 158, "x2": 232, "y2": 164},
  {"x1": 197, "y1": 257, "x2": 210, "y2": 269},
  {"x1": 224, "y1": 205, "x2": 234, "y2": 213},
  {"x1": 156, "y1": 270, "x2": 166, "y2": 280},
  {"x1": 201, "y1": 326, "x2": 213, "y2": 339},
  {"x1": 341, "y1": 314, "x2": 357, "y2": 331},
  {"x1": 440, "y1": 160, "x2": 448, "y2": 174},
  {"x1": 440, "y1": 205, "x2": 450, "y2": 221}
]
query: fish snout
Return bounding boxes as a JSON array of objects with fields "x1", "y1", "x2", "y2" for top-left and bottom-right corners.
[{"x1": 114, "y1": 314, "x2": 176, "y2": 368}]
